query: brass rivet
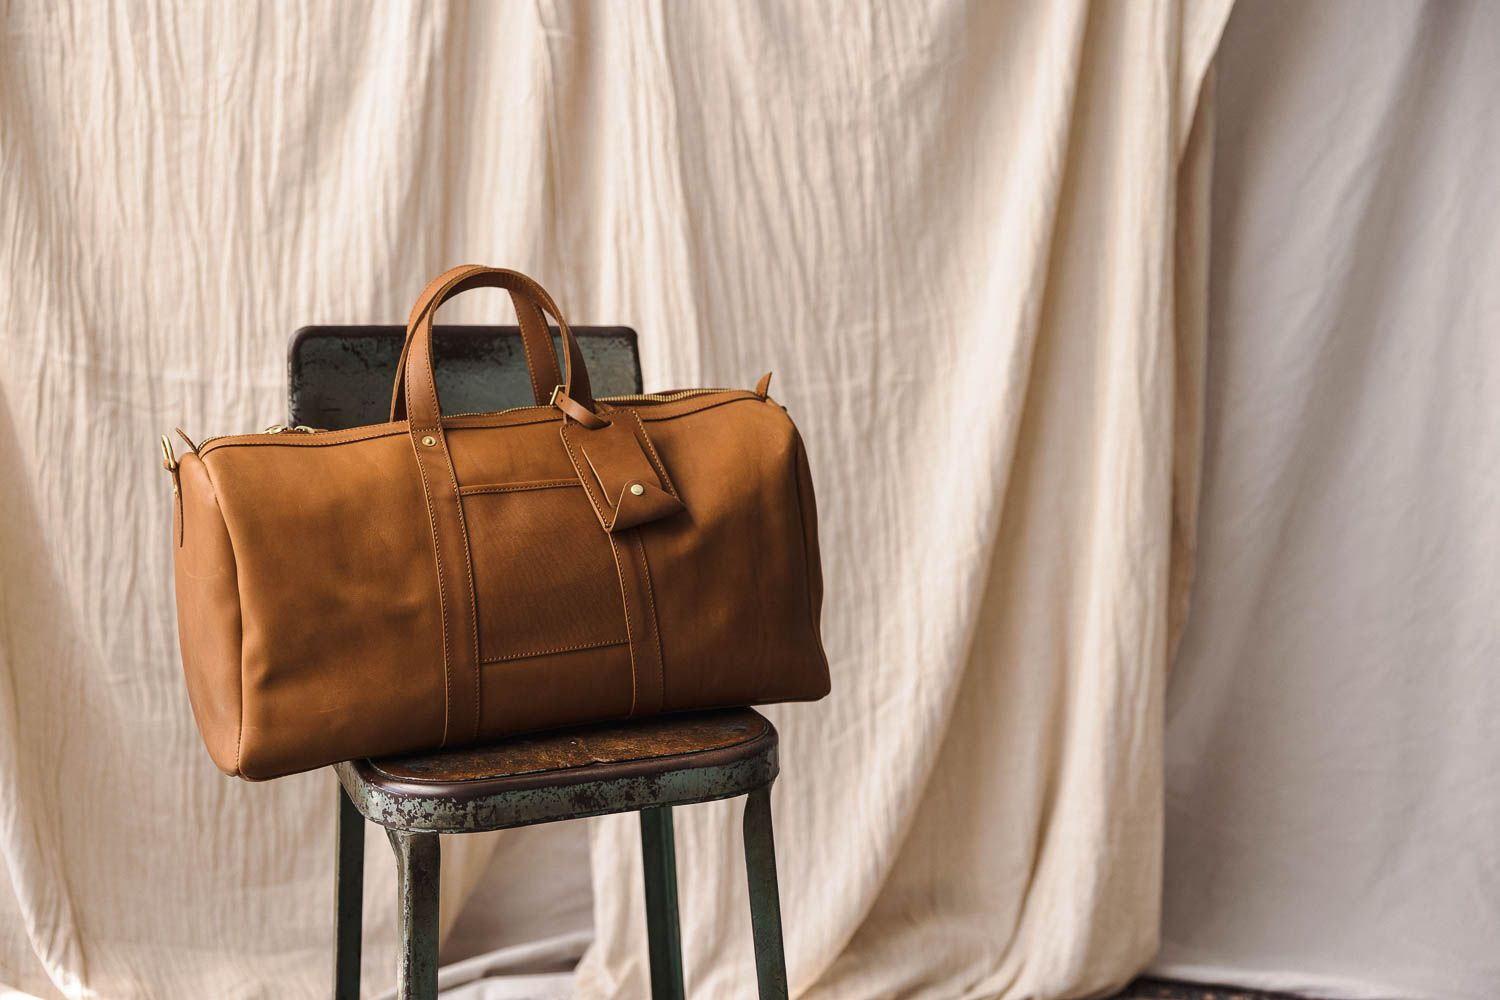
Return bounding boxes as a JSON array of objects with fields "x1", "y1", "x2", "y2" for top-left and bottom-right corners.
[
  {"x1": 629, "y1": 483, "x2": 646, "y2": 496},
  {"x1": 421, "y1": 435, "x2": 437, "y2": 447}
]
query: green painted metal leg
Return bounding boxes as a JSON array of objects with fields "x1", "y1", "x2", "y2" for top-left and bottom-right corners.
[
  {"x1": 640, "y1": 806, "x2": 686, "y2": 1000},
  {"x1": 743, "y1": 784, "x2": 789, "y2": 999},
  {"x1": 333, "y1": 783, "x2": 365, "y2": 1000},
  {"x1": 387, "y1": 829, "x2": 441, "y2": 1000}
]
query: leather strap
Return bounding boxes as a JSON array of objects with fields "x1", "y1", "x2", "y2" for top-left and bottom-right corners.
[
  {"x1": 389, "y1": 265, "x2": 562, "y2": 419},
  {"x1": 391, "y1": 268, "x2": 604, "y2": 748},
  {"x1": 609, "y1": 529, "x2": 666, "y2": 717},
  {"x1": 408, "y1": 410, "x2": 482, "y2": 747},
  {"x1": 553, "y1": 388, "x2": 609, "y2": 430},
  {"x1": 395, "y1": 268, "x2": 594, "y2": 425}
]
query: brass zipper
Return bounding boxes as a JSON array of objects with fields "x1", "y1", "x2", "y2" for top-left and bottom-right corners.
[
  {"x1": 197, "y1": 389, "x2": 737, "y2": 448},
  {"x1": 598, "y1": 387, "x2": 733, "y2": 404},
  {"x1": 441, "y1": 403, "x2": 549, "y2": 420},
  {"x1": 197, "y1": 424, "x2": 323, "y2": 448},
  {"x1": 443, "y1": 387, "x2": 732, "y2": 419}
]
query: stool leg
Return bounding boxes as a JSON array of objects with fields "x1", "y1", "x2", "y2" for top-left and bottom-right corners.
[
  {"x1": 640, "y1": 806, "x2": 686, "y2": 1000},
  {"x1": 742, "y1": 784, "x2": 789, "y2": 999},
  {"x1": 387, "y1": 829, "x2": 441, "y2": 1000},
  {"x1": 333, "y1": 783, "x2": 365, "y2": 1000}
]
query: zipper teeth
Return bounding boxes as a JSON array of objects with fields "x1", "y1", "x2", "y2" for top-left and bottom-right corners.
[
  {"x1": 445, "y1": 388, "x2": 732, "y2": 417},
  {"x1": 599, "y1": 387, "x2": 733, "y2": 404},
  {"x1": 198, "y1": 424, "x2": 320, "y2": 448},
  {"x1": 440, "y1": 403, "x2": 547, "y2": 420},
  {"x1": 198, "y1": 388, "x2": 737, "y2": 449}
]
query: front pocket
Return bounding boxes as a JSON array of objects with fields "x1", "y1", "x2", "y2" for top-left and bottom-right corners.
[{"x1": 461, "y1": 482, "x2": 627, "y2": 662}]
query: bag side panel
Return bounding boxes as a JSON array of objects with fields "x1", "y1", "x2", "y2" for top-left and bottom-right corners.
[
  {"x1": 173, "y1": 454, "x2": 245, "y2": 776},
  {"x1": 791, "y1": 426, "x2": 828, "y2": 676},
  {"x1": 639, "y1": 399, "x2": 832, "y2": 710},
  {"x1": 205, "y1": 434, "x2": 447, "y2": 779}
]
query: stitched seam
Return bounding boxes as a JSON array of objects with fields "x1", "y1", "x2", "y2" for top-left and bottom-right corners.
[
  {"x1": 459, "y1": 480, "x2": 579, "y2": 496},
  {"x1": 412, "y1": 289, "x2": 462, "y2": 746},
  {"x1": 423, "y1": 324, "x2": 484, "y2": 746},
  {"x1": 201, "y1": 461, "x2": 245, "y2": 774},
  {"x1": 628, "y1": 411, "x2": 679, "y2": 500},
  {"x1": 414, "y1": 314, "x2": 456, "y2": 746},
  {"x1": 197, "y1": 456, "x2": 246, "y2": 777},
  {"x1": 199, "y1": 426, "x2": 405, "y2": 455},
  {"x1": 605, "y1": 534, "x2": 638, "y2": 716},
  {"x1": 441, "y1": 437, "x2": 483, "y2": 744},
  {"x1": 791, "y1": 432, "x2": 823, "y2": 644},
  {"x1": 634, "y1": 531, "x2": 665, "y2": 713},
  {"x1": 480, "y1": 637, "x2": 629, "y2": 663},
  {"x1": 633, "y1": 395, "x2": 759, "y2": 424},
  {"x1": 447, "y1": 412, "x2": 556, "y2": 429},
  {"x1": 560, "y1": 424, "x2": 610, "y2": 525},
  {"x1": 395, "y1": 266, "x2": 476, "y2": 418},
  {"x1": 197, "y1": 409, "x2": 576, "y2": 457},
  {"x1": 580, "y1": 447, "x2": 616, "y2": 512},
  {"x1": 196, "y1": 394, "x2": 756, "y2": 457},
  {"x1": 172, "y1": 472, "x2": 184, "y2": 547},
  {"x1": 411, "y1": 434, "x2": 452, "y2": 746},
  {"x1": 516, "y1": 304, "x2": 547, "y2": 403},
  {"x1": 562, "y1": 421, "x2": 637, "y2": 711},
  {"x1": 416, "y1": 275, "x2": 605, "y2": 736}
]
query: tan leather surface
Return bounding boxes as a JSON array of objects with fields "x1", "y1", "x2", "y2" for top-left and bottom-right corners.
[
  {"x1": 173, "y1": 454, "x2": 243, "y2": 773},
  {"x1": 462, "y1": 482, "x2": 625, "y2": 661},
  {"x1": 170, "y1": 267, "x2": 829, "y2": 779},
  {"x1": 609, "y1": 527, "x2": 667, "y2": 717},
  {"x1": 561, "y1": 409, "x2": 684, "y2": 532}
]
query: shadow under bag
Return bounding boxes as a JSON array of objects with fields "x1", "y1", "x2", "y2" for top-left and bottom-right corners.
[{"x1": 164, "y1": 265, "x2": 829, "y2": 779}]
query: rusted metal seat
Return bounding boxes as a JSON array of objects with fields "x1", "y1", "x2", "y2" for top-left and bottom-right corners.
[
  {"x1": 289, "y1": 325, "x2": 790, "y2": 1000},
  {"x1": 334, "y1": 710, "x2": 785, "y2": 1000}
]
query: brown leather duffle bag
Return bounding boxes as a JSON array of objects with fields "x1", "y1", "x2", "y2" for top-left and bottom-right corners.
[{"x1": 165, "y1": 265, "x2": 829, "y2": 779}]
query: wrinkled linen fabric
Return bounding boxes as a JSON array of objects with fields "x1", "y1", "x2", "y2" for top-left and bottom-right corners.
[
  {"x1": 0, "y1": 2, "x2": 1229, "y2": 998},
  {"x1": 1154, "y1": 3, "x2": 1500, "y2": 999}
]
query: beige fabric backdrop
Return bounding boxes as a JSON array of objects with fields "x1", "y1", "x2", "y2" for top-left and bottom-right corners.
[
  {"x1": 1157, "y1": 4, "x2": 1500, "y2": 998},
  {"x1": 0, "y1": 2, "x2": 1229, "y2": 997}
]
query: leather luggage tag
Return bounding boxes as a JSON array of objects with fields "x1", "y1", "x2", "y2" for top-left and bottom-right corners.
[{"x1": 561, "y1": 409, "x2": 685, "y2": 533}]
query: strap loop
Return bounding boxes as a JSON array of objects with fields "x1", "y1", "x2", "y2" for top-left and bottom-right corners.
[{"x1": 553, "y1": 388, "x2": 610, "y2": 429}]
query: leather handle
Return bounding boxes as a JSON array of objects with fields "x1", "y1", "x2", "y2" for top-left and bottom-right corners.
[
  {"x1": 391, "y1": 268, "x2": 599, "y2": 747},
  {"x1": 387, "y1": 263, "x2": 573, "y2": 419},
  {"x1": 389, "y1": 265, "x2": 547, "y2": 418}
]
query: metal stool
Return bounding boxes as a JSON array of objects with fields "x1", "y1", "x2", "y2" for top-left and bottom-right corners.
[
  {"x1": 287, "y1": 324, "x2": 790, "y2": 1000},
  {"x1": 333, "y1": 709, "x2": 787, "y2": 999}
]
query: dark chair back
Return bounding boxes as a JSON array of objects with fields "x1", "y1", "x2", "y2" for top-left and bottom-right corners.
[{"x1": 287, "y1": 325, "x2": 641, "y2": 430}]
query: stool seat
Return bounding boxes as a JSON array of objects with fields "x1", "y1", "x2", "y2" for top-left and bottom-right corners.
[{"x1": 335, "y1": 709, "x2": 779, "y2": 833}]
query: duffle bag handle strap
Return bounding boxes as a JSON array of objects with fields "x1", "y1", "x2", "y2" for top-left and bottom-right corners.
[
  {"x1": 387, "y1": 267, "x2": 603, "y2": 749},
  {"x1": 389, "y1": 265, "x2": 597, "y2": 422}
]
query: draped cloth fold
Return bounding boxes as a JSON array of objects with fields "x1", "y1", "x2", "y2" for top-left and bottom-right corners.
[{"x1": 0, "y1": 2, "x2": 1229, "y2": 996}]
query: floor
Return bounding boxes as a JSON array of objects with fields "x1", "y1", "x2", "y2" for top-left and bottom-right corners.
[{"x1": 1114, "y1": 980, "x2": 1307, "y2": 1000}]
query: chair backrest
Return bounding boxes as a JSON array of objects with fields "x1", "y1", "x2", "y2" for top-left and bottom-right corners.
[{"x1": 287, "y1": 325, "x2": 642, "y2": 430}]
